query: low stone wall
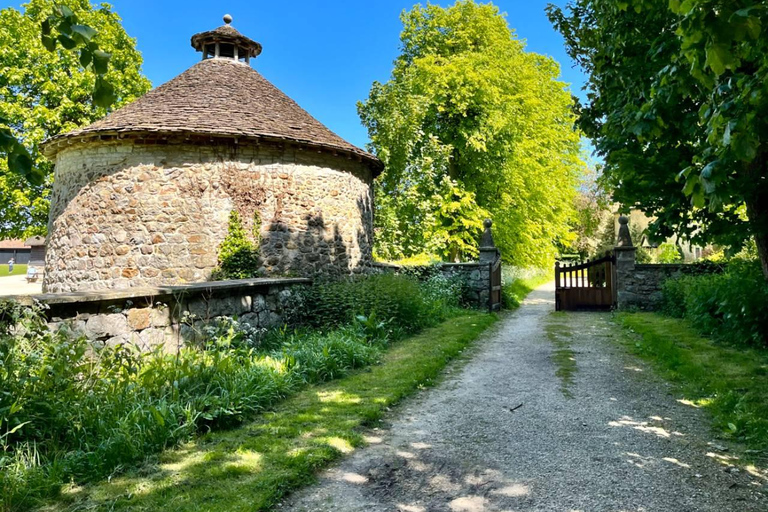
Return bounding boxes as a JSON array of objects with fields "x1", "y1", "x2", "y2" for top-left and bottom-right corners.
[
  {"x1": 370, "y1": 262, "x2": 492, "y2": 309},
  {"x1": 7, "y1": 277, "x2": 310, "y2": 352},
  {"x1": 616, "y1": 261, "x2": 684, "y2": 310}
]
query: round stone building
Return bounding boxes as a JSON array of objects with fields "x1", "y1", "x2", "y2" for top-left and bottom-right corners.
[{"x1": 42, "y1": 17, "x2": 381, "y2": 293}]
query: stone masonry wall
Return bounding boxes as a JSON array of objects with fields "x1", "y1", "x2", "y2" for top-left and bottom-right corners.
[
  {"x1": 45, "y1": 140, "x2": 374, "y2": 293},
  {"x1": 440, "y1": 263, "x2": 492, "y2": 309},
  {"x1": 12, "y1": 278, "x2": 310, "y2": 352},
  {"x1": 615, "y1": 246, "x2": 684, "y2": 309}
]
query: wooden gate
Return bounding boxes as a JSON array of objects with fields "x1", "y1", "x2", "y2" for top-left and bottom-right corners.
[
  {"x1": 555, "y1": 252, "x2": 616, "y2": 311},
  {"x1": 489, "y1": 257, "x2": 502, "y2": 312}
]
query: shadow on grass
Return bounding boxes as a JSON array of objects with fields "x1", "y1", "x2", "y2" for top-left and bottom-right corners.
[
  {"x1": 48, "y1": 313, "x2": 497, "y2": 512},
  {"x1": 616, "y1": 312, "x2": 768, "y2": 464}
]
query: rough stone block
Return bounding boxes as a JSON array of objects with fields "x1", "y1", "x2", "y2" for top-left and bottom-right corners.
[
  {"x1": 126, "y1": 308, "x2": 152, "y2": 330},
  {"x1": 86, "y1": 314, "x2": 129, "y2": 338}
]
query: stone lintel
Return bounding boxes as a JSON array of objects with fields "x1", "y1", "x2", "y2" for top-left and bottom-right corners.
[{"x1": 6, "y1": 277, "x2": 311, "y2": 306}]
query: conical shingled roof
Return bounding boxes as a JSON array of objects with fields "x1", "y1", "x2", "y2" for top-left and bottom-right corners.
[{"x1": 44, "y1": 30, "x2": 380, "y2": 170}]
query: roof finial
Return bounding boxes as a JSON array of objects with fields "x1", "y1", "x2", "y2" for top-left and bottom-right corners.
[{"x1": 223, "y1": 14, "x2": 233, "y2": 25}]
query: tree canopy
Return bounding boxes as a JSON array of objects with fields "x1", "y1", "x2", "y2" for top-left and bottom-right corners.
[
  {"x1": 0, "y1": 0, "x2": 150, "y2": 238},
  {"x1": 359, "y1": 0, "x2": 583, "y2": 267},
  {"x1": 548, "y1": 0, "x2": 768, "y2": 278}
]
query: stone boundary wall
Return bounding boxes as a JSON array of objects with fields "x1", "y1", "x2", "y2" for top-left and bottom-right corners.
[
  {"x1": 7, "y1": 277, "x2": 310, "y2": 352},
  {"x1": 615, "y1": 256, "x2": 684, "y2": 310},
  {"x1": 370, "y1": 262, "x2": 492, "y2": 310}
]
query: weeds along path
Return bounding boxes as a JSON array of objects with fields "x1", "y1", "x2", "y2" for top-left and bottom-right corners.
[{"x1": 283, "y1": 282, "x2": 766, "y2": 511}]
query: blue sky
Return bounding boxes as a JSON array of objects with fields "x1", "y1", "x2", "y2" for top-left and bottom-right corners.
[{"x1": 10, "y1": 0, "x2": 587, "y2": 150}]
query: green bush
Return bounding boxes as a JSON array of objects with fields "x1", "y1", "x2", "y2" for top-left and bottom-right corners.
[
  {"x1": 661, "y1": 260, "x2": 768, "y2": 347},
  {"x1": 0, "y1": 303, "x2": 382, "y2": 511},
  {"x1": 212, "y1": 210, "x2": 260, "y2": 281},
  {"x1": 286, "y1": 273, "x2": 462, "y2": 333},
  {"x1": 655, "y1": 242, "x2": 683, "y2": 263}
]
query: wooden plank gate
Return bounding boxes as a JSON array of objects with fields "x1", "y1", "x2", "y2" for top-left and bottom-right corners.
[
  {"x1": 555, "y1": 252, "x2": 616, "y2": 311},
  {"x1": 489, "y1": 257, "x2": 502, "y2": 312}
]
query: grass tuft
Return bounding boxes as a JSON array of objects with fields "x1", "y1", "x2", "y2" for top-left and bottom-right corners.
[{"x1": 502, "y1": 268, "x2": 551, "y2": 310}]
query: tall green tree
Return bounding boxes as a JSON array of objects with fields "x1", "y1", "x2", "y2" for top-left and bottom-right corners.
[
  {"x1": 548, "y1": 1, "x2": 768, "y2": 278},
  {"x1": 0, "y1": 0, "x2": 150, "y2": 238},
  {"x1": 359, "y1": 0, "x2": 583, "y2": 266}
]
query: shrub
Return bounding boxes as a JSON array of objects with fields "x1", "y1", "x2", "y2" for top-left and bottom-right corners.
[
  {"x1": 0, "y1": 301, "x2": 384, "y2": 511},
  {"x1": 286, "y1": 273, "x2": 462, "y2": 333},
  {"x1": 655, "y1": 242, "x2": 683, "y2": 263},
  {"x1": 212, "y1": 210, "x2": 260, "y2": 280},
  {"x1": 661, "y1": 259, "x2": 768, "y2": 347}
]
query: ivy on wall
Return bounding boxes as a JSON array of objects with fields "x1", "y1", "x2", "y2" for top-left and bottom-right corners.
[{"x1": 212, "y1": 210, "x2": 261, "y2": 280}]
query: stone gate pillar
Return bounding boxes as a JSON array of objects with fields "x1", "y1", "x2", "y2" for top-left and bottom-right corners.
[
  {"x1": 479, "y1": 219, "x2": 502, "y2": 311},
  {"x1": 614, "y1": 215, "x2": 637, "y2": 309}
]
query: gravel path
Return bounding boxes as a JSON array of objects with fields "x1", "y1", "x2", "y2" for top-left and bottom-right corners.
[
  {"x1": 281, "y1": 282, "x2": 767, "y2": 512},
  {"x1": 0, "y1": 274, "x2": 41, "y2": 296}
]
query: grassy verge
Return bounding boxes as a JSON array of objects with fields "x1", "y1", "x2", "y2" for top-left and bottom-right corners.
[
  {"x1": 46, "y1": 312, "x2": 497, "y2": 512},
  {"x1": 615, "y1": 312, "x2": 768, "y2": 455},
  {"x1": 0, "y1": 264, "x2": 27, "y2": 277},
  {"x1": 502, "y1": 272, "x2": 551, "y2": 309}
]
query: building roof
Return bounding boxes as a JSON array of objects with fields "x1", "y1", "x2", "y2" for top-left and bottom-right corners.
[
  {"x1": 0, "y1": 239, "x2": 29, "y2": 250},
  {"x1": 43, "y1": 21, "x2": 381, "y2": 171},
  {"x1": 190, "y1": 24, "x2": 262, "y2": 58},
  {"x1": 24, "y1": 236, "x2": 45, "y2": 247}
]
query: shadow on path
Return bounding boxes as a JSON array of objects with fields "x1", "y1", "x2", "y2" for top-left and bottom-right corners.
[{"x1": 283, "y1": 282, "x2": 766, "y2": 512}]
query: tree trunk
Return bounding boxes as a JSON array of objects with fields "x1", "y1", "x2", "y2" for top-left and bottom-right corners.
[
  {"x1": 748, "y1": 203, "x2": 768, "y2": 280},
  {"x1": 745, "y1": 160, "x2": 768, "y2": 280}
]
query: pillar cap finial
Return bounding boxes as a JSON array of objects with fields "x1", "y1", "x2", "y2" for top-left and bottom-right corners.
[
  {"x1": 480, "y1": 218, "x2": 496, "y2": 250},
  {"x1": 616, "y1": 215, "x2": 634, "y2": 247}
]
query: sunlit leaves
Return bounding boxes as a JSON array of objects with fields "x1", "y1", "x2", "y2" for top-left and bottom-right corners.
[
  {"x1": 39, "y1": 3, "x2": 115, "y2": 107},
  {"x1": 0, "y1": 0, "x2": 151, "y2": 237},
  {"x1": 361, "y1": 0, "x2": 582, "y2": 267},
  {"x1": 549, "y1": 0, "x2": 768, "y2": 274}
]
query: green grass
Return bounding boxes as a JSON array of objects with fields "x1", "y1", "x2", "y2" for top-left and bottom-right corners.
[
  {"x1": 544, "y1": 312, "x2": 577, "y2": 398},
  {"x1": 502, "y1": 272, "x2": 552, "y2": 310},
  {"x1": 0, "y1": 264, "x2": 27, "y2": 277},
  {"x1": 44, "y1": 312, "x2": 497, "y2": 512},
  {"x1": 615, "y1": 312, "x2": 768, "y2": 456}
]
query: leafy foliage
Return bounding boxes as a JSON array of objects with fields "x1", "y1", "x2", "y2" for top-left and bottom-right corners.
[
  {"x1": 655, "y1": 242, "x2": 684, "y2": 264},
  {"x1": 359, "y1": 0, "x2": 583, "y2": 266},
  {"x1": 562, "y1": 164, "x2": 613, "y2": 259},
  {"x1": 661, "y1": 259, "x2": 768, "y2": 346},
  {"x1": 548, "y1": 0, "x2": 768, "y2": 278},
  {"x1": 285, "y1": 273, "x2": 462, "y2": 333},
  {"x1": 40, "y1": 3, "x2": 117, "y2": 108},
  {"x1": 0, "y1": 0, "x2": 150, "y2": 238},
  {"x1": 0, "y1": 303, "x2": 382, "y2": 510},
  {"x1": 212, "y1": 210, "x2": 261, "y2": 280}
]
